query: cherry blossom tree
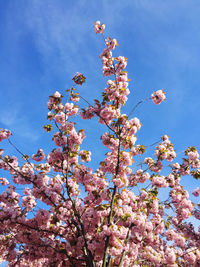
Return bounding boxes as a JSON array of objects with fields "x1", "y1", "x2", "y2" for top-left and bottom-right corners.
[{"x1": 0, "y1": 21, "x2": 200, "y2": 267}]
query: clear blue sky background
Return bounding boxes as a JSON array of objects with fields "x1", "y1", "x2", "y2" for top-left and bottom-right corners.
[{"x1": 0, "y1": 1, "x2": 200, "y2": 265}]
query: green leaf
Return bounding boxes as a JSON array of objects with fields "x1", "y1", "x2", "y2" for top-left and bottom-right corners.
[{"x1": 43, "y1": 124, "x2": 53, "y2": 132}]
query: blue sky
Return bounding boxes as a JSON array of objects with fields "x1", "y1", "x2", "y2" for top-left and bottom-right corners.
[
  {"x1": 0, "y1": 0, "x2": 199, "y2": 151},
  {"x1": 0, "y1": 0, "x2": 199, "y2": 175},
  {"x1": 0, "y1": 0, "x2": 200, "y2": 265}
]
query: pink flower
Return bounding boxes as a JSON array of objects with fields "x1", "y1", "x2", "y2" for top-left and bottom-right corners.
[
  {"x1": 152, "y1": 175, "x2": 168, "y2": 187},
  {"x1": 0, "y1": 177, "x2": 9, "y2": 185},
  {"x1": 53, "y1": 91, "x2": 61, "y2": 98},
  {"x1": 22, "y1": 195, "x2": 36, "y2": 211},
  {"x1": 184, "y1": 251, "x2": 196, "y2": 264},
  {"x1": 0, "y1": 128, "x2": 11, "y2": 142},
  {"x1": 53, "y1": 132, "x2": 68, "y2": 146},
  {"x1": 55, "y1": 112, "x2": 66, "y2": 124},
  {"x1": 106, "y1": 38, "x2": 118, "y2": 50},
  {"x1": 188, "y1": 151, "x2": 199, "y2": 161},
  {"x1": 165, "y1": 229, "x2": 177, "y2": 240},
  {"x1": 192, "y1": 187, "x2": 200, "y2": 197},
  {"x1": 174, "y1": 235, "x2": 185, "y2": 247},
  {"x1": 180, "y1": 208, "x2": 191, "y2": 219},
  {"x1": 80, "y1": 150, "x2": 91, "y2": 162},
  {"x1": 94, "y1": 21, "x2": 105, "y2": 34},
  {"x1": 164, "y1": 247, "x2": 176, "y2": 264},
  {"x1": 151, "y1": 89, "x2": 166, "y2": 104},
  {"x1": 32, "y1": 149, "x2": 45, "y2": 162}
]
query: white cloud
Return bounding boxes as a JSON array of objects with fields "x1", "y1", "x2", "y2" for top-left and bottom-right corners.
[
  {"x1": 23, "y1": 0, "x2": 98, "y2": 77},
  {"x1": 0, "y1": 106, "x2": 40, "y2": 142}
]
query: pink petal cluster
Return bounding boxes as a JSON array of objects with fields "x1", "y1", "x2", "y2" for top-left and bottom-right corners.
[
  {"x1": 32, "y1": 148, "x2": 45, "y2": 162},
  {"x1": 155, "y1": 135, "x2": 176, "y2": 162},
  {"x1": 0, "y1": 128, "x2": 11, "y2": 142},
  {"x1": 94, "y1": 21, "x2": 105, "y2": 34},
  {"x1": 151, "y1": 89, "x2": 166, "y2": 104},
  {"x1": 193, "y1": 187, "x2": 200, "y2": 197}
]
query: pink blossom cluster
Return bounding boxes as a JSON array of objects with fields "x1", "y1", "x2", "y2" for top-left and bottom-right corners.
[
  {"x1": 170, "y1": 147, "x2": 200, "y2": 178},
  {"x1": 193, "y1": 187, "x2": 200, "y2": 197},
  {"x1": 171, "y1": 186, "x2": 194, "y2": 220},
  {"x1": 94, "y1": 20, "x2": 105, "y2": 34},
  {"x1": 0, "y1": 177, "x2": 9, "y2": 185},
  {"x1": 151, "y1": 89, "x2": 166, "y2": 105},
  {"x1": 144, "y1": 156, "x2": 163, "y2": 173},
  {"x1": 187, "y1": 148, "x2": 200, "y2": 168},
  {"x1": 32, "y1": 148, "x2": 45, "y2": 162},
  {"x1": 0, "y1": 128, "x2": 11, "y2": 142},
  {"x1": 152, "y1": 175, "x2": 169, "y2": 188},
  {"x1": 80, "y1": 150, "x2": 91, "y2": 162},
  {"x1": 129, "y1": 169, "x2": 150, "y2": 186},
  {"x1": 22, "y1": 194, "x2": 36, "y2": 211},
  {"x1": 155, "y1": 135, "x2": 176, "y2": 161}
]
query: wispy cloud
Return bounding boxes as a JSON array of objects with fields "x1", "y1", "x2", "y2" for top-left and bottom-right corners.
[
  {"x1": 0, "y1": 106, "x2": 40, "y2": 142},
  {"x1": 1, "y1": 0, "x2": 199, "y2": 149},
  {"x1": 23, "y1": 0, "x2": 98, "y2": 79}
]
